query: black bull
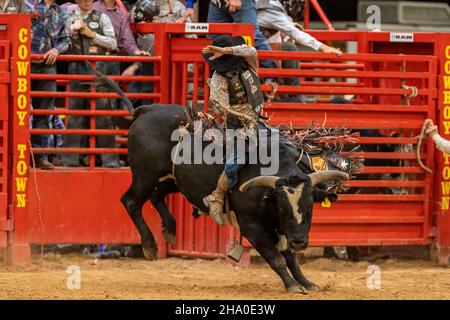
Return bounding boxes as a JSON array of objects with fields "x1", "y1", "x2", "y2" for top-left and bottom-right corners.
[{"x1": 121, "y1": 104, "x2": 348, "y2": 293}]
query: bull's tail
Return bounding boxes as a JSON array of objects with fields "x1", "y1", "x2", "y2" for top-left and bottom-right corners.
[{"x1": 83, "y1": 61, "x2": 135, "y2": 114}]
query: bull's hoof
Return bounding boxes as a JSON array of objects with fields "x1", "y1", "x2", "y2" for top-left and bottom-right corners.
[
  {"x1": 304, "y1": 283, "x2": 319, "y2": 292},
  {"x1": 163, "y1": 231, "x2": 176, "y2": 245},
  {"x1": 286, "y1": 285, "x2": 308, "y2": 294},
  {"x1": 298, "y1": 279, "x2": 319, "y2": 291},
  {"x1": 142, "y1": 246, "x2": 158, "y2": 261}
]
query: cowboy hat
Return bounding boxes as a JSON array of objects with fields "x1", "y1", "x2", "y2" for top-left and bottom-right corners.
[{"x1": 202, "y1": 35, "x2": 246, "y2": 73}]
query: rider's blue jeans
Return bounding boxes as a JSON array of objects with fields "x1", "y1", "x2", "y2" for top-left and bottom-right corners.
[{"x1": 224, "y1": 122, "x2": 272, "y2": 189}]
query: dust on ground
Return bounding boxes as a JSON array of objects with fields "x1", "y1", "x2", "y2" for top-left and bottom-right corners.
[{"x1": 0, "y1": 254, "x2": 449, "y2": 300}]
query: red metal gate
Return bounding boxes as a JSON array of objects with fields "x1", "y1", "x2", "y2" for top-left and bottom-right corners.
[
  {"x1": 261, "y1": 49, "x2": 437, "y2": 246},
  {"x1": 164, "y1": 27, "x2": 438, "y2": 249},
  {"x1": 0, "y1": 35, "x2": 10, "y2": 251}
]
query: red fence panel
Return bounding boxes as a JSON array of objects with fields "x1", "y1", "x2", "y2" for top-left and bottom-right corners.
[
  {"x1": 0, "y1": 14, "x2": 31, "y2": 264},
  {"x1": 167, "y1": 28, "x2": 438, "y2": 251},
  {"x1": 0, "y1": 38, "x2": 10, "y2": 250}
]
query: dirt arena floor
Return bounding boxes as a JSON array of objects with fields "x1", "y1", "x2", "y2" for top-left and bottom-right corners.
[{"x1": 1, "y1": 252, "x2": 450, "y2": 300}]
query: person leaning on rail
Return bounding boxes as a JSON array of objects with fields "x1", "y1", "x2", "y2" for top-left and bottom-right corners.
[
  {"x1": 122, "y1": 0, "x2": 192, "y2": 109},
  {"x1": 256, "y1": 0, "x2": 343, "y2": 56},
  {"x1": 121, "y1": 0, "x2": 164, "y2": 108},
  {"x1": 180, "y1": 0, "x2": 277, "y2": 70},
  {"x1": 61, "y1": 0, "x2": 120, "y2": 168},
  {"x1": 92, "y1": 0, "x2": 150, "y2": 110},
  {"x1": 26, "y1": 0, "x2": 72, "y2": 170}
]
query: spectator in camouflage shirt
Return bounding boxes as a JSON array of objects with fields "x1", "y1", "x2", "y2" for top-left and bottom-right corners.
[{"x1": 26, "y1": 0, "x2": 71, "y2": 170}]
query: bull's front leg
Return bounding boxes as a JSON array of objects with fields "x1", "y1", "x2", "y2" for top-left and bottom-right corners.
[
  {"x1": 281, "y1": 250, "x2": 319, "y2": 291},
  {"x1": 240, "y1": 224, "x2": 307, "y2": 294}
]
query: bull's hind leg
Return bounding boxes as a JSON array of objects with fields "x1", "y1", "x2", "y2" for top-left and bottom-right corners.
[
  {"x1": 121, "y1": 182, "x2": 158, "y2": 260},
  {"x1": 282, "y1": 250, "x2": 319, "y2": 291},
  {"x1": 240, "y1": 224, "x2": 307, "y2": 294},
  {"x1": 150, "y1": 180, "x2": 178, "y2": 245}
]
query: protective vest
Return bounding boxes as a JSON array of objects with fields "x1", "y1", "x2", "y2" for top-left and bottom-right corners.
[
  {"x1": 223, "y1": 63, "x2": 265, "y2": 115},
  {"x1": 69, "y1": 9, "x2": 106, "y2": 55}
]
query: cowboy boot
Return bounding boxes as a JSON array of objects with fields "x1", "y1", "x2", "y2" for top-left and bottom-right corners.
[{"x1": 203, "y1": 172, "x2": 229, "y2": 226}]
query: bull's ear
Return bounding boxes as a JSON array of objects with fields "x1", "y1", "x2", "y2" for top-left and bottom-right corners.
[{"x1": 313, "y1": 189, "x2": 338, "y2": 202}]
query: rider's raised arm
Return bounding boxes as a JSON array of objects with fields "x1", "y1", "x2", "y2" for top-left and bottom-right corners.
[{"x1": 231, "y1": 44, "x2": 258, "y2": 72}]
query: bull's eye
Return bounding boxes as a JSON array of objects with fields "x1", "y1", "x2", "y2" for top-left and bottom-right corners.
[{"x1": 287, "y1": 188, "x2": 295, "y2": 194}]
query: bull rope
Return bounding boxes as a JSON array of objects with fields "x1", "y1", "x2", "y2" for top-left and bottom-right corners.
[
  {"x1": 417, "y1": 119, "x2": 433, "y2": 173},
  {"x1": 417, "y1": 119, "x2": 434, "y2": 174},
  {"x1": 296, "y1": 148, "x2": 305, "y2": 165},
  {"x1": 28, "y1": 140, "x2": 45, "y2": 266},
  {"x1": 219, "y1": 104, "x2": 258, "y2": 124},
  {"x1": 159, "y1": 123, "x2": 190, "y2": 183}
]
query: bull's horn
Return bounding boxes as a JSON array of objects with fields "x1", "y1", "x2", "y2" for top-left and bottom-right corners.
[
  {"x1": 309, "y1": 170, "x2": 349, "y2": 187},
  {"x1": 239, "y1": 176, "x2": 280, "y2": 192}
]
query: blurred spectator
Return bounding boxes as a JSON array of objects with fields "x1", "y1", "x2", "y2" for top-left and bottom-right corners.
[
  {"x1": 122, "y1": 0, "x2": 174, "y2": 108},
  {"x1": 61, "y1": 0, "x2": 120, "y2": 168},
  {"x1": 93, "y1": 0, "x2": 150, "y2": 110},
  {"x1": 182, "y1": 0, "x2": 277, "y2": 70},
  {"x1": 162, "y1": 0, "x2": 188, "y2": 22},
  {"x1": 26, "y1": 0, "x2": 71, "y2": 170},
  {"x1": 94, "y1": 0, "x2": 148, "y2": 57},
  {"x1": 0, "y1": 0, "x2": 25, "y2": 13},
  {"x1": 257, "y1": 0, "x2": 342, "y2": 55}
]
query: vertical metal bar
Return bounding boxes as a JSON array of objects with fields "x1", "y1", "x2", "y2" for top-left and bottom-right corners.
[
  {"x1": 303, "y1": 0, "x2": 310, "y2": 30},
  {"x1": 89, "y1": 61, "x2": 96, "y2": 169},
  {"x1": 182, "y1": 62, "x2": 188, "y2": 106},
  {"x1": 203, "y1": 63, "x2": 210, "y2": 113},
  {"x1": 64, "y1": 82, "x2": 69, "y2": 127},
  {"x1": 193, "y1": 62, "x2": 199, "y2": 110},
  {"x1": 189, "y1": 203, "x2": 195, "y2": 254},
  {"x1": 170, "y1": 61, "x2": 176, "y2": 104},
  {"x1": 199, "y1": 215, "x2": 205, "y2": 255},
  {"x1": 178, "y1": 194, "x2": 184, "y2": 251},
  {"x1": 309, "y1": 0, "x2": 335, "y2": 31},
  {"x1": 157, "y1": 61, "x2": 161, "y2": 103},
  {"x1": 161, "y1": 25, "x2": 170, "y2": 104},
  {"x1": 6, "y1": 15, "x2": 32, "y2": 264},
  {"x1": 211, "y1": 221, "x2": 218, "y2": 255}
]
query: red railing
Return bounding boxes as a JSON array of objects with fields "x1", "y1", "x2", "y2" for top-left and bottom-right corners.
[{"x1": 28, "y1": 54, "x2": 160, "y2": 168}]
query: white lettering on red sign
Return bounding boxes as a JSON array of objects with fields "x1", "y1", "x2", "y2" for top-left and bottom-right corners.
[
  {"x1": 185, "y1": 23, "x2": 209, "y2": 33},
  {"x1": 390, "y1": 33, "x2": 414, "y2": 43}
]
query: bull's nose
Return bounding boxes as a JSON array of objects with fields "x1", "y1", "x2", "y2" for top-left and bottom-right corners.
[{"x1": 289, "y1": 241, "x2": 308, "y2": 251}]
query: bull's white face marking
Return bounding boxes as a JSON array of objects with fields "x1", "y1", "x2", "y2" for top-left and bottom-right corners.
[{"x1": 282, "y1": 184, "x2": 304, "y2": 224}]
